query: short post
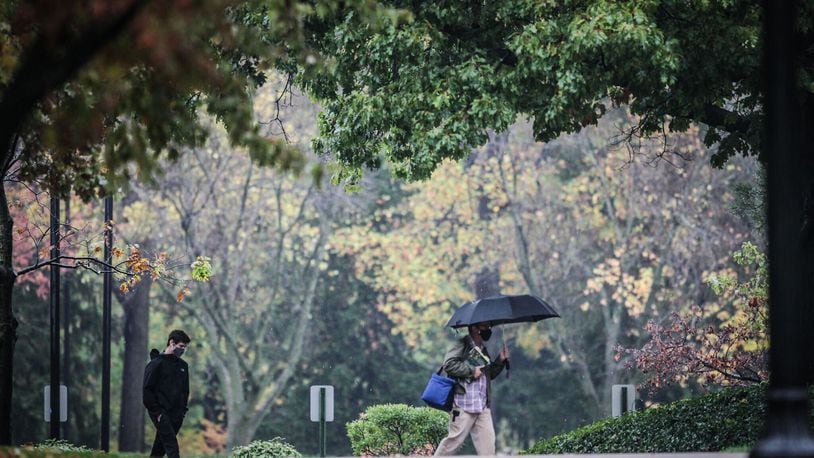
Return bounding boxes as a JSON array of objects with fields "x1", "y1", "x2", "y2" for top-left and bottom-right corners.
[
  {"x1": 43, "y1": 384, "x2": 67, "y2": 423},
  {"x1": 611, "y1": 384, "x2": 636, "y2": 417},
  {"x1": 310, "y1": 385, "x2": 334, "y2": 457}
]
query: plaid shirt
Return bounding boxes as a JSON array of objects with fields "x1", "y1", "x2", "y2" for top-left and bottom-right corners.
[{"x1": 454, "y1": 372, "x2": 488, "y2": 413}]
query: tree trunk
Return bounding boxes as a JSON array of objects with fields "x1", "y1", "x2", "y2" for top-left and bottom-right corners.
[
  {"x1": 117, "y1": 274, "x2": 152, "y2": 451},
  {"x1": 227, "y1": 413, "x2": 254, "y2": 450},
  {"x1": 222, "y1": 357, "x2": 249, "y2": 450},
  {"x1": 0, "y1": 183, "x2": 17, "y2": 444}
]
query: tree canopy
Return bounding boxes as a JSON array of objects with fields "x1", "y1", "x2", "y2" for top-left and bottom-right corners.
[{"x1": 300, "y1": 0, "x2": 775, "y2": 184}]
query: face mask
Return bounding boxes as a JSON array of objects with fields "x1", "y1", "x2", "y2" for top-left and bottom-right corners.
[
  {"x1": 480, "y1": 329, "x2": 492, "y2": 341},
  {"x1": 173, "y1": 346, "x2": 186, "y2": 358}
]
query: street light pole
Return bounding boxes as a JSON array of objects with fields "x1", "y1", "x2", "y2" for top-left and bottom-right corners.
[
  {"x1": 62, "y1": 198, "x2": 71, "y2": 440},
  {"x1": 49, "y1": 194, "x2": 60, "y2": 438},
  {"x1": 101, "y1": 195, "x2": 113, "y2": 451},
  {"x1": 751, "y1": 1, "x2": 814, "y2": 456}
]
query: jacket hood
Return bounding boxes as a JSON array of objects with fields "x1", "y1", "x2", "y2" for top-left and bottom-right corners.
[{"x1": 150, "y1": 348, "x2": 161, "y2": 360}]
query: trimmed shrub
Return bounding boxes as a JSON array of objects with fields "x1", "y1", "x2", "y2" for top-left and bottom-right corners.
[
  {"x1": 231, "y1": 438, "x2": 301, "y2": 458},
  {"x1": 346, "y1": 404, "x2": 448, "y2": 456},
  {"x1": 526, "y1": 384, "x2": 772, "y2": 454}
]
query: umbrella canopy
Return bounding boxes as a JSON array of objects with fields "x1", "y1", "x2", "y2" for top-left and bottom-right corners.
[{"x1": 445, "y1": 294, "x2": 559, "y2": 328}]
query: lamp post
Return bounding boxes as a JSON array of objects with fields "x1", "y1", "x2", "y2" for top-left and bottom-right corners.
[
  {"x1": 101, "y1": 195, "x2": 113, "y2": 451},
  {"x1": 49, "y1": 194, "x2": 60, "y2": 438},
  {"x1": 751, "y1": 1, "x2": 814, "y2": 456},
  {"x1": 62, "y1": 198, "x2": 71, "y2": 439}
]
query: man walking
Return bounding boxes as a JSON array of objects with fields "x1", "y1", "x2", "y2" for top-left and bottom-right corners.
[
  {"x1": 434, "y1": 321, "x2": 508, "y2": 455},
  {"x1": 143, "y1": 329, "x2": 191, "y2": 458}
]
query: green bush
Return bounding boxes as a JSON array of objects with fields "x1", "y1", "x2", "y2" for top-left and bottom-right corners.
[
  {"x1": 231, "y1": 438, "x2": 301, "y2": 458},
  {"x1": 526, "y1": 384, "x2": 774, "y2": 454},
  {"x1": 346, "y1": 404, "x2": 448, "y2": 456}
]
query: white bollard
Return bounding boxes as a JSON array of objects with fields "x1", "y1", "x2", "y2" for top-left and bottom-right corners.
[{"x1": 611, "y1": 384, "x2": 636, "y2": 417}]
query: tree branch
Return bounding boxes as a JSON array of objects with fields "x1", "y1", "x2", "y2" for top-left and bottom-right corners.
[
  {"x1": 700, "y1": 104, "x2": 752, "y2": 136},
  {"x1": 15, "y1": 254, "x2": 130, "y2": 277}
]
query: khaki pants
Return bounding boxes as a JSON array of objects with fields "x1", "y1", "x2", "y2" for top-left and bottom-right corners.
[{"x1": 433, "y1": 406, "x2": 495, "y2": 456}]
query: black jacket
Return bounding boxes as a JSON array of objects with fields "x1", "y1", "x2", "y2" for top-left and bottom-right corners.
[{"x1": 143, "y1": 349, "x2": 189, "y2": 421}]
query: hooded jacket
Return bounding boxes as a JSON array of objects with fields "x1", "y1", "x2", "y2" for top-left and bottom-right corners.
[
  {"x1": 143, "y1": 348, "x2": 189, "y2": 421},
  {"x1": 441, "y1": 336, "x2": 505, "y2": 407}
]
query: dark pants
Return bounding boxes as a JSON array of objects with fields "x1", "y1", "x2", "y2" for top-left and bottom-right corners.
[{"x1": 149, "y1": 414, "x2": 182, "y2": 458}]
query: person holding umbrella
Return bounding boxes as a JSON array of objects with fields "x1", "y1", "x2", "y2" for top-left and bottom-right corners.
[
  {"x1": 434, "y1": 321, "x2": 509, "y2": 456},
  {"x1": 435, "y1": 294, "x2": 560, "y2": 455}
]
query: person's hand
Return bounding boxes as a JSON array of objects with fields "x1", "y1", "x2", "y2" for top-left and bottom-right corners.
[
  {"x1": 473, "y1": 366, "x2": 484, "y2": 378},
  {"x1": 499, "y1": 346, "x2": 510, "y2": 362}
]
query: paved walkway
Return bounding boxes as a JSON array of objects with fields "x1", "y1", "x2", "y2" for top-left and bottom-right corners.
[{"x1": 454, "y1": 455, "x2": 746, "y2": 458}]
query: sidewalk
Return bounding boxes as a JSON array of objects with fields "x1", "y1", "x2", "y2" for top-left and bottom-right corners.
[{"x1": 457, "y1": 455, "x2": 747, "y2": 458}]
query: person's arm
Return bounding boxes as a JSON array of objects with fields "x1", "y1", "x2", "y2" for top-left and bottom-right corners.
[
  {"x1": 487, "y1": 346, "x2": 509, "y2": 379},
  {"x1": 486, "y1": 356, "x2": 506, "y2": 379},
  {"x1": 441, "y1": 340, "x2": 475, "y2": 379},
  {"x1": 183, "y1": 363, "x2": 190, "y2": 415},
  {"x1": 142, "y1": 360, "x2": 164, "y2": 417}
]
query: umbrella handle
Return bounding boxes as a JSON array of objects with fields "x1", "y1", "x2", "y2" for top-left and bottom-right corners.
[{"x1": 500, "y1": 327, "x2": 511, "y2": 379}]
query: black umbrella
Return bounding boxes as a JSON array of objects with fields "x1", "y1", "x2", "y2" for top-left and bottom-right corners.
[
  {"x1": 445, "y1": 294, "x2": 559, "y2": 378},
  {"x1": 445, "y1": 294, "x2": 559, "y2": 328}
]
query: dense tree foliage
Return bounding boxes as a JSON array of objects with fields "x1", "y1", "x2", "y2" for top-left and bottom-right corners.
[{"x1": 299, "y1": 1, "x2": 773, "y2": 185}]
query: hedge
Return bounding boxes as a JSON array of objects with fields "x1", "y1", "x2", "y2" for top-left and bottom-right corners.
[
  {"x1": 346, "y1": 404, "x2": 448, "y2": 456},
  {"x1": 526, "y1": 384, "x2": 780, "y2": 454}
]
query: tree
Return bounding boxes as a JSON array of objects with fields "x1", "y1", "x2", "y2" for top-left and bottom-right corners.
[{"x1": 0, "y1": 0, "x2": 397, "y2": 443}]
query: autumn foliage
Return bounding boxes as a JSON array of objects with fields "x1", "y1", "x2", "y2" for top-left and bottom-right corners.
[
  {"x1": 618, "y1": 242, "x2": 768, "y2": 389},
  {"x1": 8, "y1": 183, "x2": 207, "y2": 299}
]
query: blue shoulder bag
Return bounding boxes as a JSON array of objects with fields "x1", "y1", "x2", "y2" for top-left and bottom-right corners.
[{"x1": 421, "y1": 366, "x2": 456, "y2": 411}]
